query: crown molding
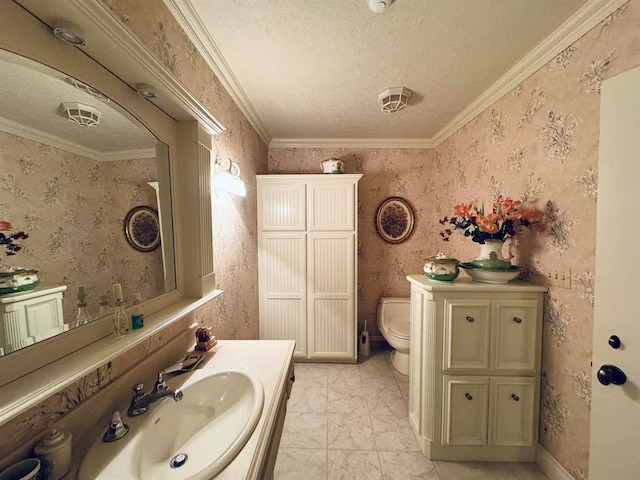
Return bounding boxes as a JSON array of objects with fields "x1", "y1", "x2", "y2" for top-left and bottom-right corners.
[
  {"x1": 164, "y1": 0, "x2": 624, "y2": 150},
  {"x1": 163, "y1": 0, "x2": 271, "y2": 144},
  {"x1": 269, "y1": 138, "x2": 434, "y2": 149},
  {"x1": 59, "y1": 0, "x2": 225, "y2": 135},
  {"x1": 430, "y1": 0, "x2": 628, "y2": 146},
  {"x1": 0, "y1": 117, "x2": 156, "y2": 162}
]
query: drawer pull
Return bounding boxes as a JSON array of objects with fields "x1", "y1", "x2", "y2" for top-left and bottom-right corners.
[
  {"x1": 513, "y1": 317, "x2": 522, "y2": 324},
  {"x1": 465, "y1": 393, "x2": 473, "y2": 400},
  {"x1": 466, "y1": 316, "x2": 474, "y2": 323},
  {"x1": 511, "y1": 393, "x2": 520, "y2": 401}
]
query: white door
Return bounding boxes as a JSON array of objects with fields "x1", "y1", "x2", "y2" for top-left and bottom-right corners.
[{"x1": 589, "y1": 65, "x2": 640, "y2": 479}]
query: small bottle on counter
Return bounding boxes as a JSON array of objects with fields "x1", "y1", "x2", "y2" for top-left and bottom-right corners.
[
  {"x1": 34, "y1": 429, "x2": 72, "y2": 480},
  {"x1": 128, "y1": 293, "x2": 144, "y2": 330},
  {"x1": 97, "y1": 295, "x2": 111, "y2": 317},
  {"x1": 74, "y1": 285, "x2": 91, "y2": 328},
  {"x1": 111, "y1": 283, "x2": 129, "y2": 337}
]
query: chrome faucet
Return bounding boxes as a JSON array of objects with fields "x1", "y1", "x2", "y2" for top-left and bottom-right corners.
[{"x1": 127, "y1": 371, "x2": 183, "y2": 417}]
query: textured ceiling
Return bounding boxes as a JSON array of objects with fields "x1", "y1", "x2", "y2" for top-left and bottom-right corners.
[
  {"x1": 180, "y1": 0, "x2": 589, "y2": 143},
  {"x1": 0, "y1": 50, "x2": 156, "y2": 158}
]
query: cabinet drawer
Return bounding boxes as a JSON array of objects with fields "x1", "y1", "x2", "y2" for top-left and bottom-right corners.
[
  {"x1": 443, "y1": 300, "x2": 490, "y2": 371},
  {"x1": 442, "y1": 376, "x2": 489, "y2": 446},
  {"x1": 491, "y1": 300, "x2": 540, "y2": 372},
  {"x1": 489, "y1": 377, "x2": 536, "y2": 446}
]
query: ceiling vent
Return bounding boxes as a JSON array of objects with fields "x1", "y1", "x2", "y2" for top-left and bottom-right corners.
[
  {"x1": 61, "y1": 102, "x2": 102, "y2": 127},
  {"x1": 378, "y1": 87, "x2": 412, "y2": 114}
]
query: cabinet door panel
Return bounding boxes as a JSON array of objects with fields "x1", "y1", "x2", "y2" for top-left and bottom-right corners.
[
  {"x1": 492, "y1": 300, "x2": 539, "y2": 371},
  {"x1": 259, "y1": 233, "x2": 306, "y2": 357},
  {"x1": 307, "y1": 233, "x2": 355, "y2": 359},
  {"x1": 307, "y1": 182, "x2": 355, "y2": 231},
  {"x1": 490, "y1": 377, "x2": 536, "y2": 446},
  {"x1": 443, "y1": 300, "x2": 491, "y2": 371},
  {"x1": 258, "y1": 182, "x2": 306, "y2": 231},
  {"x1": 442, "y1": 376, "x2": 489, "y2": 446}
]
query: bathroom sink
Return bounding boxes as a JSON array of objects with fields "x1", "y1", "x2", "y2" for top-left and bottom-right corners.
[{"x1": 78, "y1": 369, "x2": 265, "y2": 480}]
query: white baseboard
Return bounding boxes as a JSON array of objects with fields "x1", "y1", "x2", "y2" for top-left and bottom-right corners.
[{"x1": 537, "y1": 444, "x2": 575, "y2": 480}]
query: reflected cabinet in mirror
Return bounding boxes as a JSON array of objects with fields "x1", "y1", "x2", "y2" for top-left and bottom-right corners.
[{"x1": 0, "y1": 49, "x2": 177, "y2": 356}]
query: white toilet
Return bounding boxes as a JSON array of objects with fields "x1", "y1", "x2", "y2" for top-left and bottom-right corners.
[{"x1": 377, "y1": 297, "x2": 411, "y2": 375}]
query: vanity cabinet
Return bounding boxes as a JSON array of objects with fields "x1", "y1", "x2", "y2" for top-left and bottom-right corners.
[
  {"x1": 406, "y1": 275, "x2": 546, "y2": 461},
  {"x1": 257, "y1": 175, "x2": 362, "y2": 362},
  {"x1": 0, "y1": 286, "x2": 67, "y2": 355}
]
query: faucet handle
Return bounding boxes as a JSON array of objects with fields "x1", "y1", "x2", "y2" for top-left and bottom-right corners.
[
  {"x1": 132, "y1": 383, "x2": 144, "y2": 396},
  {"x1": 153, "y1": 371, "x2": 168, "y2": 393}
]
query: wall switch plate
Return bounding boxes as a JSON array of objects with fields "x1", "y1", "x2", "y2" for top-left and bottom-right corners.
[{"x1": 546, "y1": 267, "x2": 571, "y2": 289}]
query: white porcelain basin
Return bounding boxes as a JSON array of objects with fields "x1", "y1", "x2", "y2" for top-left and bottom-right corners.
[{"x1": 78, "y1": 369, "x2": 264, "y2": 480}]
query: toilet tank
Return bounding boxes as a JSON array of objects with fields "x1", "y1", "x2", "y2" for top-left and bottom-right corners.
[{"x1": 378, "y1": 297, "x2": 410, "y2": 322}]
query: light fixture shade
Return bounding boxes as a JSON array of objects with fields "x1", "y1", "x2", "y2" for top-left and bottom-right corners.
[
  {"x1": 61, "y1": 102, "x2": 102, "y2": 127},
  {"x1": 378, "y1": 87, "x2": 412, "y2": 114},
  {"x1": 52, "y1": 20, "x2": 87, "y2": 47},
  {"x1": 213, "y1": 158, "x2": 247, "y2": 197}
]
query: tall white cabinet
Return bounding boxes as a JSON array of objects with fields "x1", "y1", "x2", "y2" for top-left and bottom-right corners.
[
  {"x1": 406, "y1": 275, "x2": 547, "y2": 461},
  {"x1": 258, "y1": 174, "x2": 361, "y2": 362}
]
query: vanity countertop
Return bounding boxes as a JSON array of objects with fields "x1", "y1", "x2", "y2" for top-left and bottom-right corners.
[
  {"x1": 199, "y1": 340, "x2": 295, "y2": 479},
  {"x1": 68, "y1": 339, "x2": 295, "y2": 480}
]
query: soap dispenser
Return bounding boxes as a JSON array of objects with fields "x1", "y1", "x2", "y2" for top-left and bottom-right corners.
[{"x1": 34, "y1": 429, "x2": 72, "y2": 480}]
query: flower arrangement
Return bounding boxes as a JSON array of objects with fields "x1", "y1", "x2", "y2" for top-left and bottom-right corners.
[
  {"x1": 0, "y1": 221, "x2": 29, "y2": 256},
  {"x1": 439, "y1": 196, "x2": 544, "y2": 243}
]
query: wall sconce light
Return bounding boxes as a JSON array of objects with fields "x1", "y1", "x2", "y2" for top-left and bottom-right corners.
[{"x1": 212, "y1": 158, "x2": 247, "y2": 197}]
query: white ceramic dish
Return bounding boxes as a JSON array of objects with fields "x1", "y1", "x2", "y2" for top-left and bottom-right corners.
[{"x1": 459, "y1": 262, "x2": 523, "y2": 284}]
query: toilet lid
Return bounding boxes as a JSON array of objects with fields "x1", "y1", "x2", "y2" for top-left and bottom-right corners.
[{"x1": 388, "y1": 319, "x2": 410, "y2": 339}]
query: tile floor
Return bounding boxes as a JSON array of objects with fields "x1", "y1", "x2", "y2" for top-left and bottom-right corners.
[{"x1": 274, "y1": 346, "x2": 549, "y2": 480}]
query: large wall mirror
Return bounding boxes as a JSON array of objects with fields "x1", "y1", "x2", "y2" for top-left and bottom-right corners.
[{"x1": 0, "y1": 48, "x2": 177, "y2": 356}]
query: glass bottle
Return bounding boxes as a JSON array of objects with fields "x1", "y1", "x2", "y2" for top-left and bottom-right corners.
[
  {"x1": 74, "y1": 285, "x2": 91, "y2": 328},
  {"x1": 129, "y1": 293, "x2": 144, "y2": 330},
  {"x1": 112, "y1": 283, "x2": 129, "y2": 337}
]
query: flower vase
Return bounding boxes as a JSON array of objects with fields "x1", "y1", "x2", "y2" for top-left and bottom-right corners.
[{"x1": 471, "y1": 240, "x2": 512, "y2": 270}]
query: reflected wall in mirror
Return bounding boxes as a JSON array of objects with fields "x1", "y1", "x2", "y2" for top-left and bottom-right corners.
[{"x1": 0, "y1": 49, "x2": 176, "y2": 356}]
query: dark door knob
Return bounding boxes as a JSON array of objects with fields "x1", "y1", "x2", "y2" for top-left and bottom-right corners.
[
  {"x1": 597, "y1": 364, "x2": 627, "y2": 386},
  {"x1": 608, "y1": 335, "x2": 621, "y2": 349}
]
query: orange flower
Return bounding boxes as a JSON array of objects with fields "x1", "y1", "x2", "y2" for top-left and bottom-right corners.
[
  {"x1": 0, "y1": 221, "x2": 12, "y2": 232},
  {"x1": 453, "y1": 202, "x2": 475, "y2": 217},
  {"x1": 519, "y1": 208, "x2": 544, "y2": 224},
  {"x1": 476, "y1": 215, "x2": 499, "y2": 234}
]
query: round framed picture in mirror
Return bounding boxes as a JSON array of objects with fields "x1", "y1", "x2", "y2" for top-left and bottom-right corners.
[
  {"x1": 124, "y1": 206, "x2": 161, "y2": 252},
  {"x1": 375, "y1": 197, "x2": 415, "y2": 244}
]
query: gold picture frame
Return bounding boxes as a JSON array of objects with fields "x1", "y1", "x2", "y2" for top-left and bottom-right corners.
[{"x1": 375, "y1": 197, "x2": 415, "y2": 244}]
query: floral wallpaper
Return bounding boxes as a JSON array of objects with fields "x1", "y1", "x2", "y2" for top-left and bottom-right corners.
[
  {"x1": 0, "y1": 131, "x2": 164, "y2": 327},
  {"x1": 102, "y1": 0, "x2": 268, "y2": 341},
  {"x1": 0, "y1": 0, "x2": 267, "y2": 466},
  {"x1": 269, "y1": 2, "x2": 639, "y2": 476}
]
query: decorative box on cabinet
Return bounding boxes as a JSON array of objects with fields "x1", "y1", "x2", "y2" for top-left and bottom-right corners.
[
  {"x1": 258, "y1": 174, "x2": 362, "y2": 362},
  {"x1": 406, "y1": 275, "x2": 546, "y2": 462},
  {"x1": 0, "y1": 285, "x2": 68, "y2": 354}
]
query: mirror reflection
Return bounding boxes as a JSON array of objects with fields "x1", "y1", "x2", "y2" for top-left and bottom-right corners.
[{"x1": 0, "y1": 49, "x2": 176, "y2": 356}]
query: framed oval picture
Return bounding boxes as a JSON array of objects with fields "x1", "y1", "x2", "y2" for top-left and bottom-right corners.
[
  {"x1": 124, "y1": 206, "x2": 161, "y2": 252},
  {"x1": 375, "y1": 197, "x2": 415, "y2": 244}
]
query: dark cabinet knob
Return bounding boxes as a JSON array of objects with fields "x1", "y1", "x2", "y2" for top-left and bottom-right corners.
[
  {"x1": 466, "y1": 316, "x2": 474, "y2": 323},
  {"x1": 465, "y1": 392, "x2": 473, "y2": 400},
  {"x1": 608, "y1": 335, "x2": 621, "y2": 349},
  {"x1": 513, "y1": 317, "x2": 522, "y2": 324},
  {"x1": 597, "y1": 364, "x2": 627, "y2": 386},
  {"x1": 511, "y1": 394, "x2": 520, "y2": 401}
]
